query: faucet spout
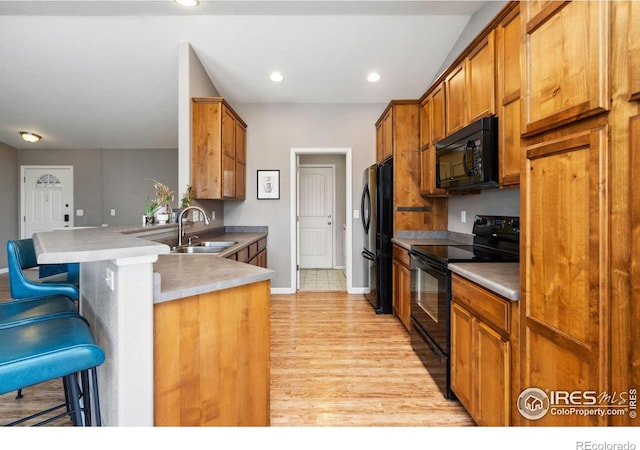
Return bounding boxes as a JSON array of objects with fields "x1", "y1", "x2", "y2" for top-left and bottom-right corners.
[{"x1": 178, "y1": 206, "x2": 211, "y2": 247}]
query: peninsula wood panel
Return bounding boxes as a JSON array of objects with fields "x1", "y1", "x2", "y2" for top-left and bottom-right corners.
[
  {"x1": 154, "y1": 280, "x2": 270, "y2": 426},
  {"x1": 522, "y1": 126, "x2": 609, "y2": 426},
  {"x1": 521, "y1": 0, "x2": 609, "y2": 135}
]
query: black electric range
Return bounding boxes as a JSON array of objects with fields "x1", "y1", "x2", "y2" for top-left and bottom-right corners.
[{"x1": 408, "y1": 215, "x2": 519, "y2": 399}]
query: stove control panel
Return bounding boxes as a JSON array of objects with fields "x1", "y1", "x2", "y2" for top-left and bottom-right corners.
[{"x1": 473, "y1": 215, "x2": 520, "y2": 236}]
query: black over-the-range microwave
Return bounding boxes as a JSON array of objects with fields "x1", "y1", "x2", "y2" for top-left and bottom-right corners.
[{"x1": 435, "y1": 115, "x2": 499, "y2": 191}]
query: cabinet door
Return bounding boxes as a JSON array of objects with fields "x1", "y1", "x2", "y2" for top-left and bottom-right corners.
[
  {"x1": 420, "y1": 96, "x2": 447, "y2": 197},
  {"x1": 630, "y1": 1, "x2": 640, "y2": 101},
  {"x1": 431, "y1": 83, "x2": 446, "y2": 144},
  {"x1": 420, "y1": 97, "x2": 431, "y2": 149},
  {"x1": 466, "y1": 30, "x2": 496, "y2": 123},
  {"x1": 235, "y1": 121, "x2": 246, "y2": 200},
  {"x1": 521, "y1": 1, "x2": 609, "y2": 135},
  {"x1": 497, "y1": 5, "x2": 521, "y2": 186},
  {"x1": 476, "y1": 321, "x2": 510, "y2": 426},
  {"x1": 451, "y1": 302, "x2": 475, "y2": 416},
  {"x1": 446, "y1": 63, "x2": 466, "y2": 135},
  {"x1": 221, "y1": 106, "x2": 237, "y2": 199},
  {"x1": 376, "y1": 122, "x2": 384, "y2": 163},
  {"x1": 382, "y1": 109, "x2": 394, "y2": 161},
  {"x1": 192, "y1": 100, "x2": 222, "y2": 199},
  {"x1": 522, "y1": 126, "x2": 609, "y2": 425}
]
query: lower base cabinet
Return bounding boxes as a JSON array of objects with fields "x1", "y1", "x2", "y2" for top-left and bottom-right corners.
[
  {"x1": 392, "y1": 244, "x2": 411, "y2": 331},
  {"x1": 450, "y1": 273, "x2": 516, "y2": 426},
  {"x1": 154, "y1": 280, "x2": 270, "y2": 426}
]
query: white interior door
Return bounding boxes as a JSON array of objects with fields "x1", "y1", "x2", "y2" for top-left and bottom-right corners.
[
  {"x1": 21, "y1": 166, "x2": 74, "y2": 238},
  {"x1": 299, "y1": 166, "x2": 334, "y2": 269}
]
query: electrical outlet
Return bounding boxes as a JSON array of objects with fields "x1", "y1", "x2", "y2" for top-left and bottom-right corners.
[
  {"x1": 353, "y1": 210, "x2": 360, "y2": 219},
  {"x1": 461, "y1": 210, "x2": 467, "y2": 223},
  {"x1": 106, "y1": 268, "x2": 115, "y2": 291},
  {"x1": 76, "y1": 209, "x2": 84, "y2": 217},
  {"x1": 110, "y1": 208, "x2": 116, "y2": 216},
  {"x1": 211, "y1": 211, "x2": 215, "y2": 221}
]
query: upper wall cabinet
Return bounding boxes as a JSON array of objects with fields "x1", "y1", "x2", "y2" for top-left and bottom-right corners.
[
  {"x1": 521, "y1": 1, "x2": 609, "y2": 136},
  {"x1": 446, "y1": 30, "x2": 496, "y2": 136},
  {"x1": 192, "y1": 97, "x2": 247, "y2": 200},
  {"x1": 496, "y1": 5, "x2": 521, "y2": 186},
  {"x1": 420, "y1": 93, "x2": 447, "y2": 197},
  {"x1": 376, "y1": 107, "x2": 394, "y2": 163}
]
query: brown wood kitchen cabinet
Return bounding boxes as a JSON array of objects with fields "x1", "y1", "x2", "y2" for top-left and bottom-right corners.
[
  {"x1": 496, "y1": 4, "x2": 520, "y2": 186},
  {"x1": 419, "y1": 93, "x2": 447, "y2": 197},
  {"x1": 520, "y1": 1, "x2": 608, "y2": 136},
  {"x1": 227, "y1": 237, "x2": 268, "y2": 268},
  {"x1": 445, "y1": 30, "x2": 496, "y2": 136},
  {"x1": 376, "y1": 100, "x2": 448, "y2": 235},
  {"x1": 391, "y1": 244, "x2": 411, "y2": 332},
  {"x1": 375, "y1": 107, "x2": 394, "y2": 163},
  {"x1": 451, "y1": 273, "x2": 516, "y2": 426},
  {"x1": 154, "y1": 279, "x2": 270, "y2": 426},
  {"x1": 192, "y1": 97, "x2": 247, "y2": 200}
]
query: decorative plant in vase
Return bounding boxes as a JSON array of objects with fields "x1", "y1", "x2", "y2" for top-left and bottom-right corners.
[
  {"x1": 146, "y1": 179, "x2": 174, "y2": 224},
  {"x1": 144, "y1": 196, "x2": 160, "y2": 225}
]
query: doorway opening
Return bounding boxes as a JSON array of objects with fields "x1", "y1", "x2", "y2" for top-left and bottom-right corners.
[{"x1": 290, "y1": 148, "x2": 353, "y2": 293}]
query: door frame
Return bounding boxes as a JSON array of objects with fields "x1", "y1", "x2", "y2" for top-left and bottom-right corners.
[
  {"x1": 298, "y1": 164, "x2": 336, "y2": 270},
  {"x1": 290, "y1": 148, "x2": 353, "y2": 293},
  {"x1": 20, "y1": 165, "x2": 74, "y2": 239}
]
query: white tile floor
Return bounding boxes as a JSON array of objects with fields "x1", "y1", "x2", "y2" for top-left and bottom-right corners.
[{"x1": 299, "y1": 269, "x2": 346, "y2": 292}]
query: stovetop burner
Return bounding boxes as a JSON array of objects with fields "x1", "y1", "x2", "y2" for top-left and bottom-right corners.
[{"x1": 410, "y1": 215, "x2": 520, "y2": 265}]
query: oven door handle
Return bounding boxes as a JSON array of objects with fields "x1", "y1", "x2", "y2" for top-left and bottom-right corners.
[{"x1": 408, "y1": 250, "x2": 448, "y2": 276}]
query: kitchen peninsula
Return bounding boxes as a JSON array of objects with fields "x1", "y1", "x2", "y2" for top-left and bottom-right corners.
[{"x1": 33, "y1": 225, "x2": 274, "y2": 426}]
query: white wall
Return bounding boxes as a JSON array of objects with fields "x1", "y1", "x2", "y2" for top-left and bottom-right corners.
[{"x1": 224, "y1": 103, "x2": 384, "y2": 290}]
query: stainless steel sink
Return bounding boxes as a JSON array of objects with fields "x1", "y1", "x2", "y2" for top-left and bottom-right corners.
[{"x1": 170, "y1": 241, "x2": 237, "y2": 254}]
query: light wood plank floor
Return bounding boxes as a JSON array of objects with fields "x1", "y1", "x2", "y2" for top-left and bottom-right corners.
[{"x1": 0, "y1": 273, "x2": 473, "y2": 426}]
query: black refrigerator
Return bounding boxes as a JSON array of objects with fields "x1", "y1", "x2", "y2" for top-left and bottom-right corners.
[{"x1": 376, "y1": 158, "x2": 393, "y2": 314}]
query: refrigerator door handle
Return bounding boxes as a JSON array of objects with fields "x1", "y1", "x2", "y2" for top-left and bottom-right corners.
[{"x1": 362, "y1": 249, "x2": 375, "y2": 261}]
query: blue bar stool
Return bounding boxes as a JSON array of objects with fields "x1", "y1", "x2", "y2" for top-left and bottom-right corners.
[
  {"x1": 0, "y1": 315, "x2": 105, "y2": 426},
  {"x1": 0, "y1": 294, "x2": 81, "y2": 400},
  {"x1": 7, "y1": 239, "x2": 79, "y2": 301}
]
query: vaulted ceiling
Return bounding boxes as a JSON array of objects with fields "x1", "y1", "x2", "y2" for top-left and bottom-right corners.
[{"x1": 0, "y1": 0, "x2": 496, "y2": 150}]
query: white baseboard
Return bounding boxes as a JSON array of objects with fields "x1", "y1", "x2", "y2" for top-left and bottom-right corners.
[
  {"x1": 0, "y1": 268, "x2": 7, "y2": 274},
  {"x1": 271, "y1": 287, "x2": 368, "y2": 295}
]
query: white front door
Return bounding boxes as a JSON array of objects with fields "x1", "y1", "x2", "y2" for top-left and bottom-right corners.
[
  {"x1": 299, "y1": 166, "x2": 334, "y2": 269},
  {"x1": 21, "y1": 166, "x2": 74, "y2": 238}
]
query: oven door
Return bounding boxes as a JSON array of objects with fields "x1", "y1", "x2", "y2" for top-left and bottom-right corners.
[{"x1": 409, "y1": 250, "x2": 450, "y2": 354}]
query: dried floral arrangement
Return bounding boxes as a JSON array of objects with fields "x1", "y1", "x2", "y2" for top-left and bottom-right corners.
[{"x1": 145, "y1": 179, "x2": 174, "y2": 216}]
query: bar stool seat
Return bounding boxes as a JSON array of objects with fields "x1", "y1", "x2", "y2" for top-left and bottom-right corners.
[
  {"x1": 0, "y1": 316, "x2": 105, "y2": 426},
  {"x1": 0, "y1": 295, "x2": 79, "y2": 329}
]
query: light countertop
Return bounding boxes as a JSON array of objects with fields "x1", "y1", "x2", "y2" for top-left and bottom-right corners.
[{"x1": 448, "y1": 262, "x2": 520, "y2": 301}]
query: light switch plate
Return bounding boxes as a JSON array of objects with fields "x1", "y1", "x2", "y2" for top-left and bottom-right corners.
[{"x1": 353, "y1": 209, "x2": 360, "y2": 219}]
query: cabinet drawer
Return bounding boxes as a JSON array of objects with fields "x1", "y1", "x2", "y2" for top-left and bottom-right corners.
[
  {"x1": 257, "y1": 237, "x2": 267, "y2": 253},
  {"x1": 392, "y1": 245, "x2": 411, "y2": 267},
  {"x1": 452, "y1": 273, "x2": 510, "y2": 335},
  {"x1": 236, "y1": 247, "x2": 250, "y2": 263}
]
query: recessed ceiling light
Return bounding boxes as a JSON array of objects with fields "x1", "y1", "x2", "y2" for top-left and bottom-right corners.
[
  {"x1": 20, "y1": 131, "x2": 42, "y2": 143},
  {"x1": 367, "y1": 72, "x2": 381, "y2": 83},
  {"x1": 270, "y1": 72, "x2": 284, "y2": 83},
  {"x1": 175, "y1": 0, "x2": 199, "y2": 6}
]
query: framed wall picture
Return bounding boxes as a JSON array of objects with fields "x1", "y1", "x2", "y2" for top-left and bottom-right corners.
[{"x1": 257, "y1": 170, "x2": 280, "y2": 199}]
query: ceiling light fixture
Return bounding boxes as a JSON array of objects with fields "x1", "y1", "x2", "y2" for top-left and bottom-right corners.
[
  {"x1": 367, "y1": 72, "x2": 381, "y2": 83},
  {"x1": 270, "y1": 72, "x2": 284, "y2": 83},
  {"x1": 175, "y1": 0, "x2": 199, "y2": 7},
  {"x1": 20, "y1": 131, "x2": 42, "y2": 143}
]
